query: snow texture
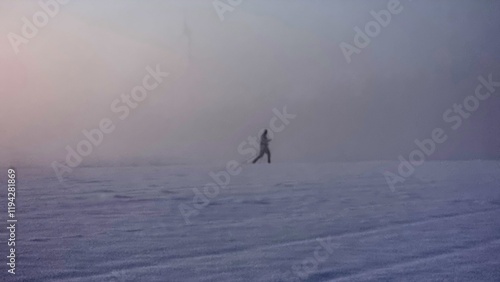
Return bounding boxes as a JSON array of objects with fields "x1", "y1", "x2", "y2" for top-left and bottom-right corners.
[{"x1": 3, "y1": 161, "x2": 500, "y2": 281}]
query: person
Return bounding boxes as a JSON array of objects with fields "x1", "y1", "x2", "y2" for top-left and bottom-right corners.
[{"x1": 252, "y1": 129, "x2": 271, "y2": 163}]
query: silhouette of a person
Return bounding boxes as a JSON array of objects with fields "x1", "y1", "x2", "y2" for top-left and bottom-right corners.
[{"x1": 252, "y1": 129, "x2": 271, "y2": 163}]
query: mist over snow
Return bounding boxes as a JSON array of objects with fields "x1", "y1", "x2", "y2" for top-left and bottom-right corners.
[
  {"x1": 2, "y1": 2, "x2": 500, "y2": 282},
  {"x1": 1, "y1": 0, "x2": 500, "y2": 167}
]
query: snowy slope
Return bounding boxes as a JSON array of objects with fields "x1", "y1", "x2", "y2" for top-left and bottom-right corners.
[{"x1": 3, "y1": 161, "x2": 500, "y2": 281}]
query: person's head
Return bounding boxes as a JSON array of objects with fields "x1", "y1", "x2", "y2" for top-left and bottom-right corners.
[{"x1": 263, "y1": 129, "x2": 268, "y2": 136}]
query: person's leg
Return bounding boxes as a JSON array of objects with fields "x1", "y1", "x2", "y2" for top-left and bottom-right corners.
[
  {"x1": 265, "y1": 148, "x2": 271, "y2": 163},
  {"x1": 252, "y1": 150, "x2": 264, "y2": 163}
]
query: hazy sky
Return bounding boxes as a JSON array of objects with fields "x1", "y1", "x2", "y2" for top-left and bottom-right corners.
[{"x1": 1, "y1": 0, "x2": 500, "y2": 167}]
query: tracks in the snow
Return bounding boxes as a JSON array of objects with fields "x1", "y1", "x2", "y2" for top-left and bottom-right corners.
[
  {"x1": 94, "y1": 207, "x2": 500, "y2": 273},
  {"x1": 324, "y1": 237, "x2": 500, "y2": 282}
]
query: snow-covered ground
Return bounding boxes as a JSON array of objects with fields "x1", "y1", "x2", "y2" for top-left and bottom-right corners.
[{"x1": 5, "y1": 161, "x2": 500, "y2": 281}]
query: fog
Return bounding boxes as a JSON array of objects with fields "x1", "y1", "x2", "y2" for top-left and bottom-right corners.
[{"x1": 1, "y1": 0, "x2": 500, "y2": 167}]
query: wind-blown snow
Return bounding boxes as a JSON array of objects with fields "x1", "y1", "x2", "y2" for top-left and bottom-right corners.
[{"x1": 6, "y1": 161, "x2": 500, "y2": 281}]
